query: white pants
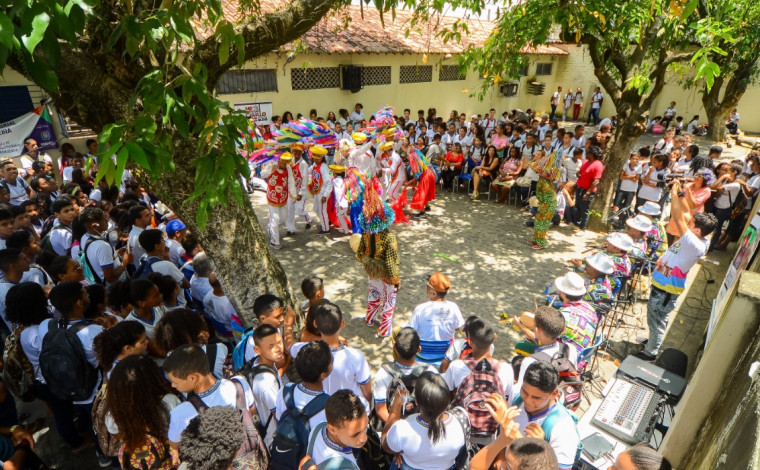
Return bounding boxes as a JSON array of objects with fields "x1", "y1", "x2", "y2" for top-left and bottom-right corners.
[
  {"x1": 286, "y1": 196, "x2": 312, "y2": 232},
  {"x1": 336, "y1": 208, "x2": 350, "y2": 234},
  {"x1": 268, "y1": 205, "x2": 288, "y2": 246},
  {"x1": 313, "y1": 196, "x2": 329, "y2": 231},
  {"x1": 387, "y1": 178, "x2": 405, "y2": 202}
]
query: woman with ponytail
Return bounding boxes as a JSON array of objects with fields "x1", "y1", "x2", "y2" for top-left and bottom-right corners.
[{"x1": 383, "y1": 371, "x2": 468, "y2": 469}]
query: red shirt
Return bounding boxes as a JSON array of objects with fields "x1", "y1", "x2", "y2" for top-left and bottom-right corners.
[
  {"x1": 577, "y1": 159, "x2": 604, "y2": 191},
  {"x1": 444, "y1": 152, "x2": 464, "y2": 167}
]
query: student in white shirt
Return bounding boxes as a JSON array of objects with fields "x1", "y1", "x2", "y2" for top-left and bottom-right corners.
[
  {"x1": 349, "y1": 103, "x2": 364, "y2": 125},
  {"x1": 709, "y1": 162, "x2": 743, "y2": 252},
  {"x1": 373, "y1": 328, "x2": 438, "y2": 426},
  {"x1": 637, "y1": 154, "x2": 669, "y2": 209},
  {"x1": 570, "y1": 125, "x2": 586, "y2": 149},
  {"x1": 127, "y1": 205, "x2": 152, "y2": 269},
  {"x1": 138, "y1": 229, "x2": 189, "y2": 307},
  {"x1": 154, "y1": 309, "x2": 227, "y2": 378},
  {"x1": 92, "y1": 320, "x2": 149, "y2": 380},
  {"x1": 562, "y1": 88, "x2": 575, "y2": 121},
  {"x1": 290, "y1": 302, "x2": 372, "y2": 411},
  {"x1": 165, "y1": 344, "x2": 254, "y2": 448},
  {"x1": 245, "y1": 324, "x2": 284, "y2": 446},
  {"x1": 164, "y1": 219, "x2": 186, "y2": 266},
  {"x1": 383, "y1": 372, "x2": 468, "y2": 470},
  {"x1": 661, "y1": 101, "x2": 677, "y2": 129},
  {"x1": 480, "y1": 108, "x2": 498, "y2": 138},
  {"x1": 613, "y1": 153, "x2": 641, "y2": 211},
  {"x1": 304, "y1": 390, "x2": 368, "y2": 469},
  {"x1": 407, "y1": 272, "x2": 464, "y2": 366},
  {"x1": 123, "y1": 278, "x2": 166, "y2": 359},
  {"x1": 512, "y1": 361, "x2": 580, "y2": 470},
  {"x1": 79, "y1": 206, "x2": 131, "y2": 286},
  {"x1": 587, "y1": 87, "x2": 604, "y2": 125}
]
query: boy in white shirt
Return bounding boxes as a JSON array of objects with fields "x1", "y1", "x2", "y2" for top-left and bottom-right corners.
[
  {"x1": 612, "y1": 153, "x2": 641, "y2": 211},
  {"x1": 290, "y1": 302, "x2": 372, "y2": 411},
  {"x1": 349, "y1": 103, "x2": 364, "y2": 125},
  {"x1": 302, "y1": 390, "x2": 368, "y2": 469},
  {"x1": 165, "y1": 345, "x2": 255, "y2": 448},
  {"x1": 138, "y1": 229, "x2": 189, "y2": 307},
  {"x1": 407, "y1": 272, "x2": 464, "y2": 366},
  {"x1": 246, "y1": 324, "x2": 284, "y2": 446}
]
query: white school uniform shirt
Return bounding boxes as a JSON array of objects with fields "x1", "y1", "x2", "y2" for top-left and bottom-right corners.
[
  {"x1": 349, "y1": 111, "x2": 364, "y2": 124},
  {"x1": 538, "y1": 124, "x2": 552, "y2": 141},
  {"x1": 714, "y1": 182, "x2": 742, "y2": 209},
  {"x1": 480, "y1": 118, "x2": 497, "y2": 137},
  {"x1": 598, "y1": 117, "x2": 612, "y2": 129},
  {"x1": 574, "y1": 92, "x2": 584, "y2": 105},
  {"x1": 442, "y1": 358, "x2": 514, "y2": 403},
  {"x1": 638, "y1": 167, "x2": 668, "y2": 202},
  {"x1": 570, "y1": 135, "x2": 586, "y2": 149},
  {"x1": 200, "y1": 343, "x2": 228, "y2": 379},
  {"x1": 274, "y1": 382, "x2": 328, "y2": 431},
  {"x1": 290, "y1": 343, "x2": 371, "y2": 412},
  {"x1": 551, "y1": 91, "x2": 561, "y2": 105},
  {"x1": 564, "y1": 92, "x2": 574, "y2": 108},
  {"x1": 203, "y1": 290, "x2": 235, "y2": 333},
  {"x1": 591, "y1": 92, "x2": 603, "y2": 109},
  {"x1": 81, "y1": 234, "x2": 119, "y2": 286},
  {"x1": 385, "y1": 412, "x2": 467, "y2": 470},
  {"x1": 249, "y1": 359, "x2": 282, "y2": 446},
  {"x1": 150, "y1": 259, "x2": 187, "y2": 308},
  {"x1": 190, "y1": 275, "x2": 212, "y2": 303},
  {"x1": 441, "y1": 132, "x2": 457, "y2": 147},
  {"x1": 38, "y1": 318, "x2": 103, "y2": 404},
  {"x1": 49, "y1": 224, "x2": 73, "y2": 257},
  {"x1": 3, "y1": 178, "x2": 29, "y2": 206},
  {"x1": 619, "y1": 162, "x2": 642, "y2": 192},
  {"x1": 443, "y1": 339, "x2": 495, "y2": 363},
  {"x1": 664, "y1": 106, "x2": 677, "y2": 118},
  {"x1": 124, "y1": 307, "x2": 165, "y2": 340},
  {"x1": 166, "y1": 238, "x2": 185, "y2": 267},
  {"x1": 744, "y1": 175, "x2": 760, "y2": 210},
  {"x1": 372, "y1": 362, "x2": 438, "y2": 406},
  {"x1": 19, "y1": 153, "x2": 52, "y2": 178},
  {"x1": 308, "y1": 425, "x2": 359, "y2": 467},
  {"x1": 513, "y1": 401, "x2": 580, "y2": 469},
  {"x1": 20, "y1": 325, "x2": 44, "y2": 382},
  {"x1": 407, "y1": 300, "x2": 464, "y2": 342},
  {"x1": 168, "y1": 378, "x2": 255, "y2": 443},
  {"x1": 653, "y1": 138, "x2": 673, "y2": 154},
  {"x1": 128, "y1": 225, "x2": 145, "y2": 269}
]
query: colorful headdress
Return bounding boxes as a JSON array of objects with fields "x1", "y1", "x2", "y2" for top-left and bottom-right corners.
[
  {"x1": 408, "y1": 148, "x2": 431, "y2": 179},
  {"x1": 247, "y1": 118, "x2": 338, "y2": 167},
  {"x1": 329, "y1": 164, "x2": 346, "y2": 174},
  {"x1": 358, "y1": 177, "x2": 395, "y2": 233},
  {"x1": 279, "y1": 152, "x2": 293, "y2": 163},
  {"x1": 379, "y1": 142, "x2": 394, "y2": 152}
]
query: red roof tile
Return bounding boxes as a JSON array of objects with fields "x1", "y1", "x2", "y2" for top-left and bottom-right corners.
[{"x1": 220, "y1": 0, "x2": 568, "y2": 55}]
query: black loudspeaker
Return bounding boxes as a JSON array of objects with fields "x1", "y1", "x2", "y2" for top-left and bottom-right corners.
[{"x1": 341, "y1": 65, "x2": 363, "y2": 92}]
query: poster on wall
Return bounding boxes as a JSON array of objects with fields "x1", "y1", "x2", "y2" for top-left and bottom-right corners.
[
  {"x1": 233, "y1": 101, "x2": 273, "y2": 126},
  {"x1": 706, "y1": 209, "x2": 760, "y2": 344},
  {"x1": 0, "y1": 106, "x2": 58, "y2": 157}
]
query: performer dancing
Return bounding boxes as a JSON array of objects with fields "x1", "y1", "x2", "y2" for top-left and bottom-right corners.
[
  {"x1": 530, "y1": 149, "x2": 562, "y2": 249},
  {"x1": 406, "y1": 148, "x2": 436, "y2": 217},
  {"x1": 265, "y1": 153, "x2": 293, "y2": 249},
  {"x1": 286, "y1": 143, "x2": 312, "y2": 234},
  {"x1": 379, "y1": 141, "x2": 406, "y2": 202},
  {"x1": 308, "y1": 146, "x2": 333, "y2": 234},
  {"x1": 329, "y1": 165, "x2": 351, "y2": 234},
  {"x1": 355, "y1": 179, "x2": 399, "y2": 337}
]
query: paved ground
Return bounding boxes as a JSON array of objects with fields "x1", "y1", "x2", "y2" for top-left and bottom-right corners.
[{"x1": 23, "y1": 123, "x2": 751, "y2": 468}]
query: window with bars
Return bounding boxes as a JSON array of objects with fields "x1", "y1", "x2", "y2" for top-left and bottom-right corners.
[
  {"x1": 217, "y1": 69, "x2": 278, "y2": 94},
  {"x1": 291, "y1": 67, "x2": 341, "y2": 90},
  {"x1": 535, "y1": 63, "x2": 553, "y2": 76},
  {"x1": 399, "y1": 65, "x2": 433, "y2": 84},
  {"x1": 362, "y1": 66, "x2": 392, "y2": 86},
  {"x1": 439, "y1": 65, "x2": 466, "y2": 81}
]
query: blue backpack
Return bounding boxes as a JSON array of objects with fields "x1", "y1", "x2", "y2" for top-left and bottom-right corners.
[
  {"x1": 269, "y1": 383, "x2": 330, "y2": 470},
  {"x1": 133, "y1": 256, "x2": 162, "y2": 280},
  {"x1": 513, "y1": 395, "x2": 583, "y2": 464},
  {"x1": 232, "y1": 327, "x2": 255, "y2": 372}
]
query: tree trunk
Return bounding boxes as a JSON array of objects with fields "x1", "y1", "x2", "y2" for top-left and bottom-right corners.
[
  {"x1": 587, "y1": 116, "x2": 645, "y2": 232},
  {"x1": 706, "y1": 111, "x2": 728, "y2": 142},
  {"x1": 703, "y1": 72, "x2": 750, "y2": 142},
  {"x1": 148, "y1": 137, "x2": 298, "y2": 327}
]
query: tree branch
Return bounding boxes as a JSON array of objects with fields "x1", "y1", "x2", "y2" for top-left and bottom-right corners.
[
  {"x1": 194, "y1": 0, "x2": 344, "y2": 87},
  {"x1": 586, "y1": 35, "x2": 622, "y2": 108}
]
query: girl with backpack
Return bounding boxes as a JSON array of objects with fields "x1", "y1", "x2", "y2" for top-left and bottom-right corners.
[
  {"x1": 106, "y1": 355, "x2": 181, "y2": 470},
  {"x1": 154, "y1": 309, "x2": 228, "y2": 379},
  {"x1": 383, "y1": 372, "x2": 469, "y2": 470},
  {"x1": 120, "y1": 279, "x2": 167, "y2": 359}
]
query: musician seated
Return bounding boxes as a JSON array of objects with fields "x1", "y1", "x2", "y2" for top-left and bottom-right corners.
[
  {"x1": 626, "y1": 215, "x2": 653, "y2": 260},
  {"x1": 582, "y1": 253, "x2": 614, "y2": 306},
  {"x1": 570, "y1": 234, "x2": 633, "y2": 296}
]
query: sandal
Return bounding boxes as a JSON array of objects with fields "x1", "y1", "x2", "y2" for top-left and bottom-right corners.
[{"x1": 532, "y1": 243, "x2": 546, "y2": 250}]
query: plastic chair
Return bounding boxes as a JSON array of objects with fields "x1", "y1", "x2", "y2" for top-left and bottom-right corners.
[{"x1": 453, "y1": 158, "x2": 477, "y2": 194}]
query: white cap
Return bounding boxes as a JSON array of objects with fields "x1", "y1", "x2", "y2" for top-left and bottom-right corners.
[
  {"x1": 554, "y1": 272, "x2": 587, "y2": 297},
  {"x1": 607, "y1": 232, "x2": 634, "y2": 252}
]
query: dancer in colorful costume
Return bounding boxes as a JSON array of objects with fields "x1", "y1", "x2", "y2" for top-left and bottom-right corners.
[
  {"x1": 406, "y1": 148, "x2": 436, "y2": 217},
  {"x1": 379, "y1": 141, "x2": 406, "y2": 202},
  {"x1": 355, "y1": 179, "x2": 399, "y2": 337},
  {"x1": 328, "y1": 165, "x2": 351, "y2": 234},
  {"x1": 530, "y1": 150, "x2": 562, "y2": 249},
  {"x1": 265, "y1": 153, "x2": 293, "y2": 249},
  {"x1": 308, "y1": 146, "x2": 333, "y2": 234},
  {"x1": 286, "y1": 142, "x2": 312, "y2": 234}
]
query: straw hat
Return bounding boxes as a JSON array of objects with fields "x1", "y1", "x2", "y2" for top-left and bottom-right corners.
[
  {"x1": 586, "y1": 252, "x2": 614, "y2": 275},
  {"x1": 279, "y1": 152, "x2": 293, "y2": 163},
  {"x1": 291, "y1": 142, "x2": 304, "y2": 151},
  {"x1": 352, "y1": 132, "x2": 368, "y2": 143},
  {"x1": 310, "y1": 146, "x2": 328, "y2": 156},
  {"x1": 379, "y1": 142, "x2": 394, "y2": 152},
  {"x1": 329, "y1": 165, "x2": 346, "y2": 174}
]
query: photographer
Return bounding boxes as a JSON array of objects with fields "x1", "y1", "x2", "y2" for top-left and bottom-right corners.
[
  {"x1": 666, "y1": 168, "x2": 714, "y2": 245},
  {"x1": 636, "y1": 154, "x2": 669, "y2": 211},
  {"x1": 709, "y1": 163, "x2": 742, "y2": 252}
]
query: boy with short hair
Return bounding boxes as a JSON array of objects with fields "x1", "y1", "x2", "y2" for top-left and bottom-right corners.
[
  {"x1": 247, "y1": 324, "x2": 285, "y2": 446},
  {"x1": 20, "y1": 199, "x2": 43, "y2": 236},
  {"x1": 290, "y1": 303, "x2": 372, "y2": 411},
  {"x1": 242, "y1": 294, "x2": 297, "y2": 371},
  {"x1": 6, "y1": 230, "x2": 51, "y2": 288},
  {"x1": 0, "y1": 249, "x2": 30, "y2": 332},
  {"x1": 407, "y1": 272, "x2": 464, "y2": 367},
  {"x1": 0, "y1": 209, "x2": 15, "y2": 249},
  {"x1": 302, "y1": 390, "x2": 368, "y2": 469},
  {"x1": 137, "y1": 228, "x2": 189, "y2": 306},
  {"x1": 164, "y1": 344, "x2": 255, "y2": 448},
  {"x1": 300, "y1": 276, "x2": 325, "y2": 318},
  {"x1": 373, "y1": 328, "x2": 437, "y2": 425},
  {"x1": 44, "y1": 198, "x2": 77, "y2": 256}
]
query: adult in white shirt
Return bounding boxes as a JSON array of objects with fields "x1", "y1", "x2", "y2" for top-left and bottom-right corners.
[
  {"x1": 189, "y1": 252, "x2": 213, "y2": 303},
  {"x1": 348, "y1": 104, "x2": 364, "y2": 125},
  {"x1": 165, "y1": 345, "x2": 254, "y2": 446},
  {"x1": 127, "y1": 205, "x2": 152, "y2": 269},
  {"x1": 512, "y1": 361, "x2": 580, "y2": 470},
  {"x1": 453, "y1": 127, "x2": 473, "y2": 159},
  {"x1": 19, "y1": 138, "x2": 53, "y2": 178},
  {"x1": 588, "y1": 87, "x2": 604, "y2": 125},
  {"x1": 383, "y1": 372, "x2": 468, "y2": 470},
  {"x1": 661, "y1": 101, "x2": 677, "y2": 129},
  {"x1": 202, "y1": 273, "x2": 236, "y2": 334},
  {"x1": 562, "y1": 88, "x2": 575, "y2": 121},
  {"x1": 407, "y1": 273, "x2": 464, "y2": 366},
  {"x1": 1, "y1": 162, "x2": 34, "y2": 206}
]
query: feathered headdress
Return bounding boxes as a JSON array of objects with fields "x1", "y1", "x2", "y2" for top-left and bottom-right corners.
[
  {"x1": 358, "y1": 177, "x2": 395, "y2": 233},
  {"x1": 408, "y1": 148, "x2": 431, "y2": 180}
]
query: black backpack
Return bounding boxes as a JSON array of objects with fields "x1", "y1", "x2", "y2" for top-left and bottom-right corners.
[
  {"x1": 533, "y1": 343, "x2": 583, "y2": 410},
  {"x1": 40, "y1": 225, "x2": 72, "y2": 256},
  {"x1": 369, "y1": 363, "x2": 427, "y2": 433},
  {"x1": 133, "y1": 256, "x2": 162, "y2": 279},
  {"x1": 39, "y1": 320, "x2": 99, "y2": 401},
  {"x1": 269, "y1": 382, "x2": 329, "y2": 470},
  {"x1": 237, "y1": 361, "x2": 280, "y2": 438}
]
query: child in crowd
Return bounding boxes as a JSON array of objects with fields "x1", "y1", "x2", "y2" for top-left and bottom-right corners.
[
  {"x1": 407, "y1": 272, "x2": 464, "y2": 366},
  {"x1": 246, "y1": 324, "x2": 285, "y2": 446},
  {"x1": 612, "y1": 152, "x2": 641, "y2": 212},
  {"x1": 242, "y1": 294, "x2": 296, "y2": 375},
  {"x1": 302, "y1": 390, "x2": 368, "y2": 469}
]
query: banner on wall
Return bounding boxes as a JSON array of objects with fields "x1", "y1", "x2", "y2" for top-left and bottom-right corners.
[
  {"x1": 233, "y1": 101, "x2": 273, "y2": 126},
  {"x1": 706, "y1": 208, "x2": 760, "y2": 344},
  {"x1": 0, "y1": 105, "x2": 58, "y2": 158}
]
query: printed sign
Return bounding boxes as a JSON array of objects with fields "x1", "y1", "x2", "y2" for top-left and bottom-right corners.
[
  {"x1": 0, "y1": 106, "x2": 58, "y2": 157},
  {"x1": 233, "y1": 101, "x2": 273, "y2": 126}
]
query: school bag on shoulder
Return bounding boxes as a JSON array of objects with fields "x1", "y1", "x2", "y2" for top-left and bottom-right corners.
[
  {"x1": 299, "y1": 423, "x2": 360, "y2": 470},
  {"x1": 449, "y1": 406, "x2": 473, "y2": 470},
  {"x1": 39, "y1": 319, "x2": 99, "y2": 401},
  {"x1": 232, "y1": 327, "x2": 255, "y2": 372},
  {"x1": 133, "y1": 255, "x2": 162, "y2": 280},
  {"x1": 187, "y1": 378, "x2": 269, "y2": 470},
  {"x1": 118, "y1": 434, "x2": 179, "y2": 470},
  {"x1": 533, "y1": 343, "x2": 583, "y2": 411},
  {"x1": 237, "y1": 361, "x2": 280, "y2": 438},
  {"x1": 40, "y1": 225, "x2": 71, "y2": 256},
  {"x1": 269, "y1": 382, "x2": 330, "y2": 470},
  {"x1": 92, "y1": 384, "x2": 123, "y2": 457},
  {"x1": 2, "y1": 324, "x2": 36, "y2": 402},
  {"x1": 78, "y1": 237, "x2": 104, "y2": 285},
  {"x1": 451, "y1": 358, "x2": 506, "y2": 439},
  {"x1": 383, "y1": 363, "x2": 428, "y2": 417}
]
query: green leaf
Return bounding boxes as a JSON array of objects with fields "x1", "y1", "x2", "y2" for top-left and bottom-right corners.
[
  {"x1": 26, "y1": 57, "x2": 59, "y2": 92},
  {"x1": 681, "y1": 0, "x2": 698, "y2": 20},
  {"x1": 114, "y1": 145, "x2": 129, "y2": 185},
  {"x1": 0, "y1": 14, "x2": 14, "y2": 49},
  {"x1": 22, "y1": 12, "x2": 50, "y2": 54},
  {"x1": 125, "y1": 141, "x2": 151, "y2": 171},
  {"x1": 40, "y1": 30, "x2": 61, "y2": 67}
]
